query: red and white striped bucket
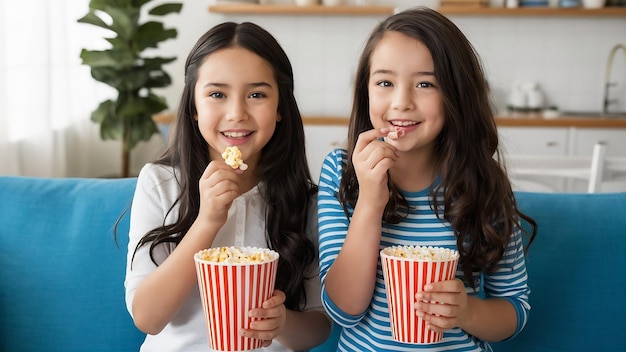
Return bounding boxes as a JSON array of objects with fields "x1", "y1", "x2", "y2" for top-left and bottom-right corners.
[
  {"x1": 194, "y1": 247, "x2": 279, "y2": 351},
  {"x1": 380, "y1": 246, "x2": 459, "y2": 344}
]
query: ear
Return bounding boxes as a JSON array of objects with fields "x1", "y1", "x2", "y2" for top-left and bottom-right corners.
[{"x1": 276, "y1": 113, "x2": 282, "y2": 122}]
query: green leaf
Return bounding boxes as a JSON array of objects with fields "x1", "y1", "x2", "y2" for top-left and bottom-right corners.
[
  {"x1": 144, "y1": 93, "x2": 168, "y2": 113},
  {"x1": 89, "y1": 0, "x2": 113, "y2": 11},
  {"x1": 77, "y1": 12, "x2": 111, "y2": 31},
  {"x1": 105, "y1": 37, "x2": 129, "y2": 51},
  {"x1": 136, "y1": 22, "x2": 177, "y2": 51},
  {"x1": 142, "y1": 56, "x2": 176, "y2": 69},
  {"x1": 91, "y1": 100, "x2": 115, "y2": 123},
  {"x1": 125, "y1": 114, "x2": 159, "y2": 150},
  {"x1": 100, "y1": 115, "x2": 124, "y2": 141},
  {"x1": 149, "y1": 3, "x2": 183, "y2": 16},
  {"x1": 105, "y1": 6, "x2": 139, "y2": 42},
  {"x1": 132, "y1": 0, "x2": 153, "y2": 9},
  {"x1": 91, "y1": 67, "x2": 122, "y2": 88},
  {"x1": 80, "y1": 49, "x2": 135, "y2": 68},
  {"x1": 145, "y1": 70, "x2": 172, "y2": 89},
  {"x1": 117, "y1": 97, "x2": 146, "y2": 119},
  {"x1": 123, "y1": 69, "x2": 152, "y2": 91},
  {"x1": 92, "y1": 100, "x2": 124, "y2": 141}
]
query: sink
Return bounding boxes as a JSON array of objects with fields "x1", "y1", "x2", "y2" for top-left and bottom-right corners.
[{"x1": 560, "y1": 111, "x2": 626, "y2": 118}]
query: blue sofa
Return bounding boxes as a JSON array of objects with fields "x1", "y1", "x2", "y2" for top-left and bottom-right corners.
[{"x1": 0, "y1": 176, "x2": 624, "y2": 351}]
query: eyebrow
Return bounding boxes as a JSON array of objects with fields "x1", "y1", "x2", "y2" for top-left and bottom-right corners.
[
  {"x1": 371, "y1": 69, "x2": 435, "y2": 77},
  {"x1": 202, "y1": 82, "x2": 274, "y2": 89}
]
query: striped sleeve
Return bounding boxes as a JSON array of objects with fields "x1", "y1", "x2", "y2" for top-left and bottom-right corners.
[
  {"x1": 482, "y1": 226, "x2": 532, "y2": 339},
  {"x1": 317, "y1": 149, "x2": 366, "y2": 327}
]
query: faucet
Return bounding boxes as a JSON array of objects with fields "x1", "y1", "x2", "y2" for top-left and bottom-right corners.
[{"x1": 603, "y1": 44, "x2": 626, "y2": 115}]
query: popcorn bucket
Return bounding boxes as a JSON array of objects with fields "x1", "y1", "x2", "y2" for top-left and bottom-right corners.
[
  {"x1": 380, "y1": 246, "x2": 459, "y2": 344},
  {"x1": 194, "y1": 247, "x2": 279, "y2": 351}
]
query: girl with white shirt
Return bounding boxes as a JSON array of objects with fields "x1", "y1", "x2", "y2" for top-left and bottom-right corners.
[{"x1": 124, "y1": 22, "x2": 330, "y2": 352}]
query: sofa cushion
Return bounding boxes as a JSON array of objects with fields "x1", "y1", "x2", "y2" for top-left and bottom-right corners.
[
  {"x1": 0, "y1": 176, "x2": 144, "y2": 351},
  {"x1": 493, "y1": 191, "x2": 626, "y2": 351}
]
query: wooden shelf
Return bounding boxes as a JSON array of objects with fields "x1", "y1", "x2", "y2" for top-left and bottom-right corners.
[
  {"x1": 438, "y1": 6, "x2": 626, "y2": 17},
  {"x1": 208, "y1": 4, "x2": 394, "y2": 15},
  {"x1": 209, "y1": 4, "x2": 626, "y2": 17}
]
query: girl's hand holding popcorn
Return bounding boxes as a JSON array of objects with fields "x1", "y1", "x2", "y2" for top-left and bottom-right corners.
[
  {"x1": 240, "y1": 289, "x2": 287, "y2": 347},
  {"x1": 198, "y1": 160, "x2": 245, "y2": 228},
  {"x1": 352, "y1": 128, "x2": 399, "y2": 209},
  {"x1": 414, "y1": 278, "x2": 470, "y2": 334}
]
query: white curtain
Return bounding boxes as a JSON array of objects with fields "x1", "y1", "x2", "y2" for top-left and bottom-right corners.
[{"x1": 0, "y1": 0, "x2": 127, "y2": 177}]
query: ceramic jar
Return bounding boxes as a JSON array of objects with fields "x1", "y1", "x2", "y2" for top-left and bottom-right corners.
[{"x1": 581, "y1": 0, "x2": 606, "y2": 7}]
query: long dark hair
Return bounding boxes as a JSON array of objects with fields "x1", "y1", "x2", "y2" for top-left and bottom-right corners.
[
  {"x1": 132, "y1": 22, "x2": 317, "y2": 310},
  {"x1": 339, "y1": 7, "x2": 536, "y2": 287}
]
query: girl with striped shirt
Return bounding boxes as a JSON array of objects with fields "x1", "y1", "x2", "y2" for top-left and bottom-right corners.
[{"x1": 317, "y1": 7, "x2": 537, "y2": 351}]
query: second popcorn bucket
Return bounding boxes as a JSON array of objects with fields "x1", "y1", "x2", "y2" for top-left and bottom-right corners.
[
  {"x1": 380, "y1": 245, "x2": 459, "y2": 344},
  {"x1": 194, "y1": 246, "x2": 279, "y2": 351}
]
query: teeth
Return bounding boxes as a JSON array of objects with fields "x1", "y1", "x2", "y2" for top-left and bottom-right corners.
[
  {"x1": 223, "y1": 131, "x2": 250, "y2": 138},
  {"x1": 390, "y1": 121, "x2": 418, "y2": 127}
]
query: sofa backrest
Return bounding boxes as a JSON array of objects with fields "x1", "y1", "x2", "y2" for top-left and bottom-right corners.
[
  {"x1": 492, "y1": 191, "x2": 626, "y2": 351},
  {"x1": 0, "y1": 176, "x2": 144, "y2": 351},
  {"x1": 1, "y1": 176, "x2": 624, "y2": 351}
]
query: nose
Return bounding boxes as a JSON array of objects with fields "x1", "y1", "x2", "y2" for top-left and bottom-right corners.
[
  {"x1": 391, "y1": 86, "x2": 415, "y2": 111},
  {"x1": 225, "y1": 97, "x2": 248, "y2": 122}
]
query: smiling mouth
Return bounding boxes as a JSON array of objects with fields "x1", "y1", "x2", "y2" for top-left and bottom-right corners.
[
  {"x1": 222, "y1": 131, "x2": 252, "y2": 138},
  {"x1": 390, "y1": 121, "x2": 420, "y2": 127}
]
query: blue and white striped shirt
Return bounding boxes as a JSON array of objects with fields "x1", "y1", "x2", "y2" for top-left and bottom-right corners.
[{"x1": 317, "y1": 149, "x2": 531, "y2": 352}]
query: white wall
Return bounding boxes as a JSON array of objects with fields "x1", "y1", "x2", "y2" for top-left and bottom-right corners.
[
  {"x1": 156, "y1": 1, "x2": 626, "y2": 114},
  {"x1": 133, "y1": 0, "x2": 626, "y2": 176}
]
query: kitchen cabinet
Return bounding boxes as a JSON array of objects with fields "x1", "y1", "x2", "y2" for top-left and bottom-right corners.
[
  {"x1": 570, "y1": 128, "x2": 626, "y2": 157},
  {"x1": 498, "y1": 127, "x2": 569, "y2": 156},
  {"x1": 498, "y1": 125, "x2": 626, "y2": 192},
  {"x1": 497, "y1": 126, "x2": 626, "y2": 157}
]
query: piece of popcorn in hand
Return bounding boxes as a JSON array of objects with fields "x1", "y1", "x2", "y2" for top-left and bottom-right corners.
[
  {"x1": 221, "y1": 146, "x2": 248, "y2": 171},
  {"x1": 386, "y1": 127, "x2": 405, "y2": 141}
]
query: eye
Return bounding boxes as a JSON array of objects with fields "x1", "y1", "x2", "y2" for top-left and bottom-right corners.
[
  {"x1": 376, "y1": 80, "x2": 393, "y2": 87},
  {"x1": 417, "y1": 81, "x2": 436, "y2": 89},
  {"x1": 209, "y1": 91, "x2": 225, "y2": 99},
  {"x1": 249, "y1": 92, "x2": 267, "y2": 99}
]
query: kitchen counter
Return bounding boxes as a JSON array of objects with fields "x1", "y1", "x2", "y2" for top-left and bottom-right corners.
[
  {"x1": 155, "y1": 113, "x2": 626, "y2": 128},
  {"x1": 495, "y1": 115, "x2": 626, "y2": 128},
  {"x1": 301, "y1": 115, "x2": 626, "y2": 128}
]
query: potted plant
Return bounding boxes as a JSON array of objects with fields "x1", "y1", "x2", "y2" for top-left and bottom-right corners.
[{"x1": 78, "y1": 0, "x2": 182, "y2": 177}]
